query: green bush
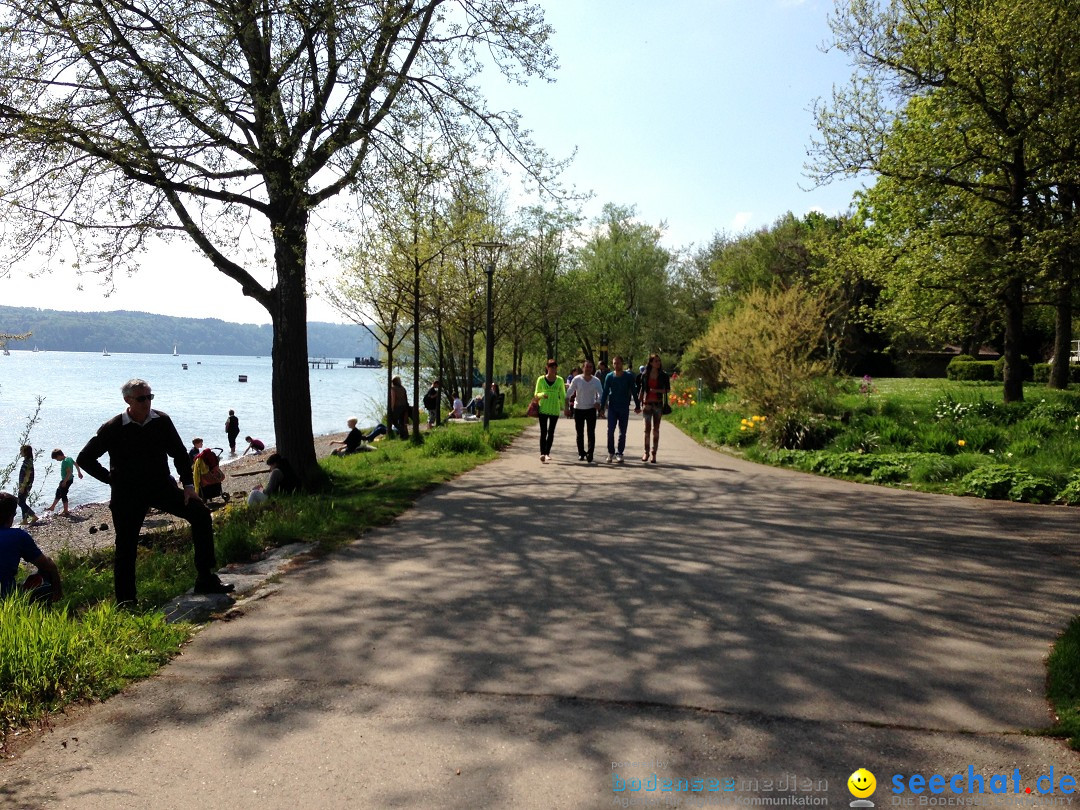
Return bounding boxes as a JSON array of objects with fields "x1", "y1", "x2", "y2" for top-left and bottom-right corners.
[
  {"x1": 909, "y1": 455, "x2": 957, "y2": 483},
  {"x1": 960, "y1": 464, "x2": 1057, "y2": 502},
  {"x1": 422, "y1": 428, "x2": 485, "y2": 456},
  {"x1": 760, "y1": 409, "x2": 837, "y2": 450},
  {"x1": 994, "y1": 355, "x2": 1033, "y2": 382},
  {"x1": 946, "y1": 361, "x2": 996, "y2": 381},
  {"x1": 960, "y1": 465, "x2": 1017, "y2": 499},
  {"x1": 950, "y1": 354, "x2": 977, "y2": 364},
  {"x1": 1056, "y1": 476, "x2": 1080, "y2": 505},
  {"x1": 915, "y1": 424, "x2": 963, "y2": 455}
]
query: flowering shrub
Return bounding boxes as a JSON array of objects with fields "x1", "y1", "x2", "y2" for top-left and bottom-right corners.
[{"x1": 669, "y1": 380, "x2": 698, "y2": 408}]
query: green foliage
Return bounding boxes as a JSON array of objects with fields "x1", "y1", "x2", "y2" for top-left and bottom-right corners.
[
  {"x1": 1046, "y1": 616, "x2": 1080, "y2": 748},
  {"x1": 960, "y1": 464, "x2": 1057, "y2": 503},
  {"x1": 994, "y1": 356, "x2": 1033, "y2": 383},
  {"x1": 422, "y1": 427, "x2": 485, "y2": 456},
  {"x1": 0, "y1": 596, "x2": 188, "y2": 734},
  {"x1": 688, "y1": 285, "x2": 838, "y2": 416},
  {"x1": 760, "y1": 410, "x2": 837, "y2": 451},
  {"x1": 946, "y1": 361, "x2": 996, "y2": 381},
  {"x1": 1056, "y1": 476, "x2": 1080, "y2": 506}
]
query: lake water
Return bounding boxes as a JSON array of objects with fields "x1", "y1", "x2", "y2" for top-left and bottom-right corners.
[{"x1": 0, "y1": 350, "x2": 390, "y2": 508}]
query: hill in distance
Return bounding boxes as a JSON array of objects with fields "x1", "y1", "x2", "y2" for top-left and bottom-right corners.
[{"x1": 0, "y1": 305, "x2": 380, "y2": 358}]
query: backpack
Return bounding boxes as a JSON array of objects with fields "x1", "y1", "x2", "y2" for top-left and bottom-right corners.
[{"x1": 423, "y1": 387, "x2": 439, "y2": 410}]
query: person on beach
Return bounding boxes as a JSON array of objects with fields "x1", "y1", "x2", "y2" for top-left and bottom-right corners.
[
  {"x1": 534, "y1": 359, "x2": 566, "y2": 463},
  {"x1": 0, "y1": 492, "x2": 62, "y2": 602},
  {"x1": 16, "y1": 445, "x2": 38, "y2": 526},
  {"x1": 242, "y1": 436, "x2": 265, "y2": 455},
  {"x1": 46, "y1": 449, "x2": 83, "y2": 517},
  {"x1": 330, "y1": 418, "x2": 364, "y2": 456},
  {"x1": 225, "y1": 410, "x2": 240, "y2": 455},
  {"x1": 637, "y1": 354, "x2": 671, "y2": 464},
  {"x1": 566, "y1": 360, "x2": 604, "y2": 463},
  {"x1": 390, "y1": 376, "x2": 410, "y2": 439},
  {"x1": 77, "y1": 378, "x2": 234, "y2": 603},
  {"x1": 188, "y1": 437, "x2": 204, "y2": 465},
  {"x1": 600, "y1": 355, "x2": 640, "y2": 464},
  {"x1": 247, "y1": 453, "x2": 300, "y2": 506}
]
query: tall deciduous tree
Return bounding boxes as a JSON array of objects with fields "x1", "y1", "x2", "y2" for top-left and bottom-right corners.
[
  {"x1": 0, "y1": 0, "x2": 558, "y2": 483},
  {"x1": 812, "y1": 0, "x2": 1080, "y2": 401}
]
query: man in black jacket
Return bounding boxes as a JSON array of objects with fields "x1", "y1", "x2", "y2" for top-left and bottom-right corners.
[{"x1": 78, "y1": 378, "x2": 234, "y2": 604}]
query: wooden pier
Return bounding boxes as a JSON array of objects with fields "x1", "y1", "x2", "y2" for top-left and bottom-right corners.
[{"x1": 308, "y1": 357, "x2": 338, "y2": 369}]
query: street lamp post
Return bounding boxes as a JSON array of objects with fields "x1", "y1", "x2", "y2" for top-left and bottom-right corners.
[{"x1": 474, "y1": 240, "x2": 507, "y2": 430}]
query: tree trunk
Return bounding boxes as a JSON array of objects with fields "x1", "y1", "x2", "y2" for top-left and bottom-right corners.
[
  {"x1": 1050, "y1": 184, "x2": 1077, "y2": 390},
  {"x1": 269, "y1": 211, "x2": 322, "y2": 489},
  {"x1": 1050, "y1": 274, "x2": 1073, "y2": 389},
  {"x1": 1001, "y1": 274, "x2": 1025, "y2": 403}
]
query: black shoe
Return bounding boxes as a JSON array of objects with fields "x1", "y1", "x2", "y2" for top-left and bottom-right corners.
[
  {"x1": 586, "y1": 454, "x2": 593, "y2": 463},
  {"x1": 579, "y1": 454, "x2": 586, "y2": 461},
  {"x1": 194, "y1": 577, "x2": 235, "y2": 595}
]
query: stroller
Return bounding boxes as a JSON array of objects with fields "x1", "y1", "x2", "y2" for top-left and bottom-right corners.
[{"x1": 192, "y1": 447, "x2": 226, "y2": 501}]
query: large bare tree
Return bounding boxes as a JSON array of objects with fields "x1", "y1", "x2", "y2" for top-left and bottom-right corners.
[{"x1": 0, "y1": 0, "x2": 558, "y2": 483}]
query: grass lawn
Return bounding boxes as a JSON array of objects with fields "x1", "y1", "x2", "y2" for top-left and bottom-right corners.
[
  {"x1": 1, "y1": 420, "x2": 526, "y2": 742},
  {"x1": 668, "y1": 377, "x2": 1080, "y2": 504}
]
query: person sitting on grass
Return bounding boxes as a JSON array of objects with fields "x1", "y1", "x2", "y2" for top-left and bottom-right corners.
[
  {"x1": 247, "y1": 454, "x2": 300, "y2": 506},
  {"x1": 330, "y1": 418, "x2": 364, "y2": 456},
  {"x1": 0, "y1": 492, "x2": 62, "y2": 603}
]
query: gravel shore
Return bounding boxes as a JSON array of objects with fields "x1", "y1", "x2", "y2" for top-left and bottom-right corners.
[{"x1": 23, "y1": 431, "x2": 350, "y2": 558}]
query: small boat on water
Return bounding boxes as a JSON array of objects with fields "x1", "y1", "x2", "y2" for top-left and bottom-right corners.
[
  {"x1": 173, "y1": 342, "x2": 179, "y2": 356},
  {"x1": 346, "y1": 356, "x2": 382, "y2": 368},
  {"x1": 103, "y1": 347, "x2": 110, "y2": 356}
]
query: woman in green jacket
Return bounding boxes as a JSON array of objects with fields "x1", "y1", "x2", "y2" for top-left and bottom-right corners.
[{"x1": 534, "y1": 359, "x2": 566, "y2": 463}]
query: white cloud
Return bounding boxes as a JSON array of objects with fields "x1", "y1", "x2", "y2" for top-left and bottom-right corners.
[{"x1": 731, "y1": 212, "x2": 753, "y2": 232}]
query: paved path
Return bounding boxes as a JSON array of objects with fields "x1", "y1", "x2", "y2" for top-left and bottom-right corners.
[{"x1": 5, "y1": 417, "x2": 1080, "y2": 809}]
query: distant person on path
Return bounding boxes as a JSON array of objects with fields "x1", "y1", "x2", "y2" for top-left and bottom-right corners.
[
  {"x1": 225, "y1": 410, "x2": 240, "y2": 455},
  {"x1": 247, "y1": 454, "x2": 300, "y2": 506},
  {"x1": 16, "y1": 445, "x2": 37, "y2": 526},
  {"x1": 0, "y1": 492, "x2": 62, "y2": 602},
  {"x1": 330, "y1": 418, "x2": 364, "y2": 456},
  {"x1": 390, "y1": 376, "x2": 410, "y2": 439},
  {"x1": 534, "y1": 359, "x2": 566, "y2": 464},
  {"x1": 637, "y1": 354, "x2": 671, "y2": 464},
  {"x1": 188, "y1": 437, "x2": 204, "y2": 465},
  {"x1": 242, "y1": 436, "x2": 265, "y2": 455},
  {"x1": 423, "y1": 380, "x2": 441, "y2": 427},
  {"x1": 46, "y1": 449, "x2": 83, "y2": 517},
  {"x1": 600, "y1": 355, "x2": 640, "y2": 464},
  {"x1": 566, "y1": 361, "x2": 604, "y2": 463},
  {"x1": 77, "y1": 378, "x2": 234, "y2": 604}
]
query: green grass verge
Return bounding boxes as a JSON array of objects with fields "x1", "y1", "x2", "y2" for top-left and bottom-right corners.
[
  {"x1": 2, "y1": 419, "x2": 526, "y2": 739},
  {"x1": 1046, "y1": 617, "x2": 1080, "y2": 747},
  {"x1": 667, "y1": 378, "x2": 1080, "y2": 503}
]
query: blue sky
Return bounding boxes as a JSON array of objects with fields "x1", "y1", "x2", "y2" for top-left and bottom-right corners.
[{"x1": 0, "y1": 0, "x2": 865, "y2": 325}]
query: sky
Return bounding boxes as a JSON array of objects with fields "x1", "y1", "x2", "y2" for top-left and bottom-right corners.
[{"x1": 0, "y1": 0, "x2": 866, "y2": 326}]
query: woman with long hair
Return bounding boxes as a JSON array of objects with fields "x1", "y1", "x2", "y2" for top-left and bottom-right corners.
[
  {"x1": 637, "y1": 354, "x2": 670, "y2": 463},
  {"x1": 534, "y1": 359, "x2": 566, "y2": 463}
]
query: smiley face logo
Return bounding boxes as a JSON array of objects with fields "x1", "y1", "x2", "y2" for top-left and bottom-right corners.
[{"x1": 848, "y1": 769, "x2": 876, "y2": 798}]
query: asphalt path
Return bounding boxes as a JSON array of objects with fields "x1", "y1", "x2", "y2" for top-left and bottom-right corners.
[{"x1": 4, "y1": 415, "x2": 1080, "y2": 809}]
